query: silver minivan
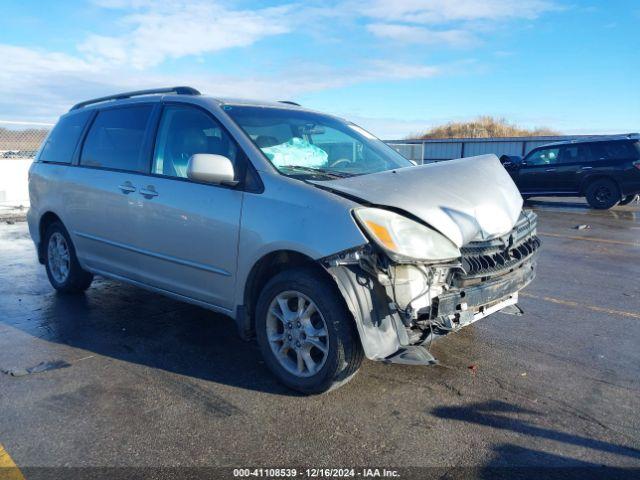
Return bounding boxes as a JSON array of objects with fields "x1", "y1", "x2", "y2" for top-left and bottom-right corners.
[{"x1": 28, "y1": 87, "x2": 539, "y2": 393}]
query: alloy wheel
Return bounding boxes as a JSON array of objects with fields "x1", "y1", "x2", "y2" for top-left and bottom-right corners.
[
  {"x1": 266, "y1": 291, "x2": 329, "y2": 378},
  {"x1": 47, "y1": 232, "x2": 71, "y2": 284}
]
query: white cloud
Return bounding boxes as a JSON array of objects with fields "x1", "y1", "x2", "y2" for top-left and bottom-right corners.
[
  {"x1": 0, "y1": 0, "x2": 563, "y2": 122},
  {"x1": 80, "y1": 0, "x2": 560, "y2": 64},
  {"x1": 0, "y1": 45, "x2": 96, "y2": 75},
  {"x1": 361, "y1": 60, "x2": 443, "y2": 80},
  {"x1": 79, "y1": 1, "x2": 293, "y2": 69},
  {"x1": 355, "y1": 0, "x2": 559, "y2": 24},
  {"x1": 358, "y1": 0, "x2": 560, "y2": 47},
  {"x1": 0, "y1": 41, "x2": 449, "y2": 122},
  {"x1": 367, "y1": 23, "x2": 476, "y2": 46}
]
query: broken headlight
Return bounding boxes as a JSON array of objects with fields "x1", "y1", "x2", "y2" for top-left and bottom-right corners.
[{"x1": 353, "y1": 207, "x2": 461, "y2": 263}]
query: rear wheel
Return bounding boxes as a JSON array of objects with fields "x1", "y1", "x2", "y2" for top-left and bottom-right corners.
[
  {"x1": 585, "y1": 179, "x2": 620, "y2": 209},
  {"x1": 255, "y1": 267, "x2": 363, "y2": 394},
  {"x1": 44, "y1": 221, "x2": 93, "y2": 293},
  {"x1": 619, "y1": 194, "x2": 639, "y2": 206}
]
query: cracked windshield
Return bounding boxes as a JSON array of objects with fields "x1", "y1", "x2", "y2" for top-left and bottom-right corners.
[{"x1": 224, "y1": 105, "x2": 412, "y2": 179}]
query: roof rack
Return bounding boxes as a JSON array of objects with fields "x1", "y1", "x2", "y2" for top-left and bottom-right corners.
[
  {"x1": 566, "y1": 133, "x2": 640, "y2": 143},
  {"x1": 278, "y1": 100, "x2": 301, "y2": 106},
  {"x1": 70, "y1": 86, "x2": 201, "y2": 111},
  {"x1": 540, "y1": 133, "x2": 640, "y2": 148}
]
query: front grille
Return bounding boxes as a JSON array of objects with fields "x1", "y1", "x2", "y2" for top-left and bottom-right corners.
[{"x1": 459, "y1": 211, "x2": 540, "y2": 279}]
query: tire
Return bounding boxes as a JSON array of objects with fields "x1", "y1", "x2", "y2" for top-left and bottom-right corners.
[
  {"x1": 585, "y1": 179, "x2": 620, "y2": 209},
  {"x1": 43, "y1": 221, "x2": 93, "y2": 293},
  {"x1": 255, "y1": 267, "x2": 364, "y2": 394},
  {"x1": 619, "y1": 194, "x2": 639, "y2": 206}
]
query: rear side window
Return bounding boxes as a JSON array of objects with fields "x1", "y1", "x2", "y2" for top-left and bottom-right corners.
[
  {"x1": 80, "y1": 105, "x2": 153, "y2": 172},
  {"x1": 38, "y1": 111, "x2": 91, "y2": 164},
  {"x1": 594, "y1": 141, "x2": 640, "y2": 161},
  {"x1": 560, "y1": 144, "x2": 591, "y2": 163}
]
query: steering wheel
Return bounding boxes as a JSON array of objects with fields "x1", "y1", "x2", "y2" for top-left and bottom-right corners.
[{"x1": 329, "y1": 158, "x2": 352, "y2": 168}]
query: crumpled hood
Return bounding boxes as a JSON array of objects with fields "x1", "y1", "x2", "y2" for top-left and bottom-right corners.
[{"x1": 315, "y1": 154, "x2": 523, "y2": 247}]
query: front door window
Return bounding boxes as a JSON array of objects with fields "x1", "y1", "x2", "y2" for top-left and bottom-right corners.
[
  {"x1": 526, "y1": 147, "x2": 560, "y2": 166},
  {"x1": 153, "y1": 105, "x2": 239, "y2": 179}
]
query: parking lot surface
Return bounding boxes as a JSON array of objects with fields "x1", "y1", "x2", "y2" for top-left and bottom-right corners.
[{"x1": 0, "y1": 198, "x2": 639, "y2": 477}]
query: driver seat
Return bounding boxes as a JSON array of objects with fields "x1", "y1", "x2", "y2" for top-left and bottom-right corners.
[{"x1": 166, "y1": 124, "x2": 232, "y2": 178}]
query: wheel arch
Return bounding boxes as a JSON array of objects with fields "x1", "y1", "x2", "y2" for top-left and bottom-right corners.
[
  {"x1": 239, "y1": 249, "x2": 341, "y2": 339},
  {"x1": 579, "y1": 174, "x2": 621, "y2": 196}
]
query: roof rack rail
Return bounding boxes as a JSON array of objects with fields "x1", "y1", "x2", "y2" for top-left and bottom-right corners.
[
  {"x1": 70, "y1": 86, "x2": 201, "y2": 111},
  {"x1": 278, "y1": 100, "x2": 301, "y2": 106},
  {"x1": 541, "y1": 133, "x2": 640, "y2": 147}
]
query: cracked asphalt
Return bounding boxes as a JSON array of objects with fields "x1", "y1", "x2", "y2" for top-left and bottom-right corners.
[{"x1": 0, "y1": 198, "x2": 639, "y2": 476}]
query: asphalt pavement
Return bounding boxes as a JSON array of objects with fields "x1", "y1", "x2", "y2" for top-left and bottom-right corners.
[{"x1": 0, "y1": 197, "x2": 639, "y2": 478}]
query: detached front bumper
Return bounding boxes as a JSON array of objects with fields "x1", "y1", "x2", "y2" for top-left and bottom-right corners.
[{"x1": 324, "y1": 211, "x2": 540, "y2": 366}]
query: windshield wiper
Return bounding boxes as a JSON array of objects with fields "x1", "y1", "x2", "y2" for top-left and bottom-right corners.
[{"x1": 279, "y1": 165, "x2": 353, "y2": 178}]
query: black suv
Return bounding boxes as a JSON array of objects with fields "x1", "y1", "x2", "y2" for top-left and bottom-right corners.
[{"x1": 500, "y1": 134, "x2": 640, "y2": 209}]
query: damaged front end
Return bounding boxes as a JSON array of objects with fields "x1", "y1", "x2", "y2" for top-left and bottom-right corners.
[{"x1": 322, "y1": 210, "x2": 540, "y2": 366}]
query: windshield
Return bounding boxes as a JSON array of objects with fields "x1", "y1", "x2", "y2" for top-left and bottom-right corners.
[{"x1": 223, "y1": 105, "x2": 412, "y2": 179}]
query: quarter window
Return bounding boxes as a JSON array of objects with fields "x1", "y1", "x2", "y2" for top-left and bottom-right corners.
[
  {"x1": 597, "y1": 141, "x2": 639, "y2": 160},
  {"x1": 39, "y1": 111, "x2": 92, "y2": 164},
  {"x1": 80, "y1": 105, "x2": 153, "y2": 172},
  {"x1": 152, "y1": 105, "x2": 238, "y2": 179},
  {"x1": 526, "y1": 147, "x2": 560, "y2": 166}
]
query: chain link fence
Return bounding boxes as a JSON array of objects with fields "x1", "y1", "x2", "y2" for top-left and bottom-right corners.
[
  {"x1": 0, "y1": 120, "x2": 52, "y2": 205},
  {"x1": 0, "y1": 120, "x2": 52, "y2": 159}
]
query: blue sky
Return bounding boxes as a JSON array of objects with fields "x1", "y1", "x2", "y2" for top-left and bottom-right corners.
[{"x1": 1, "y1": 0, "x2": 638, "y2": 138}]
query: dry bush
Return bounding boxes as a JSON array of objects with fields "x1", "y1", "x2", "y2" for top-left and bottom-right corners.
[{"x1": 410, "y1": 116, "x2": 560, "y2": 139}]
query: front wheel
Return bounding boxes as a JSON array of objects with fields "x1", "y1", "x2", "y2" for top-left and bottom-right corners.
[
  {"x1": 255, "y1": 267, "x2": 363, "y2": 394},
  {"x1": 585, "y1": 179, "x2": 620, "y2": 209},
  {"x1": 619, "y1": 194, "x2": 639, "y2": 206},
  {"x1": 44, "y1": 221, "x2": 94, "y2": 293}
]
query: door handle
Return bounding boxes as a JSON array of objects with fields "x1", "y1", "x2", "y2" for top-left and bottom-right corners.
[
  {"x1": 545, "y1": 168, "x2": 556, "y2": 172},
  {"x1": 139, "y1": 186, "x2": 158, "y2": 198},
  {"x1": 118, "y1": 182, "x2": 136, "y2": 194},
  {"x1": 581, "y1": 166, "x2": 593, "y2": 170}
]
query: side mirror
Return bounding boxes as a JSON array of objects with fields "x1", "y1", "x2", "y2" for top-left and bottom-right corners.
[
  {"x1": 499, "y1": 155, "x2": 521, "y2": 169},
  {"x1": 187, "y1": 154, "x2": 237, "y2": 186}
]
